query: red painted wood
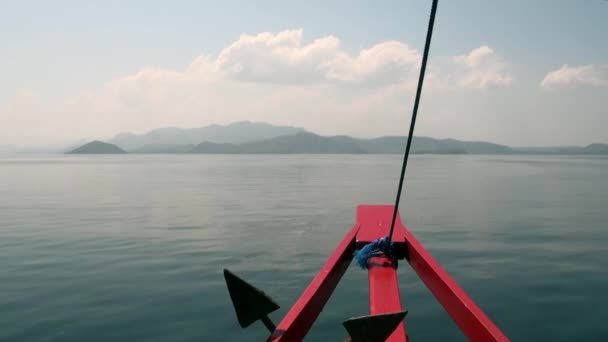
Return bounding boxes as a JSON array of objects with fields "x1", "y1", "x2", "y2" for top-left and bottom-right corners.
[
  {"x1": 368, "y1": 256, "x2": 408, "y2": 342},
  {"x1": 402, "y1": 225, "x2": 510, "y2": 342},
  {"x1": 267, "y1": 224, "x2": 359, "y2": 341},
  {"x1": 266, "y1": 204, "x2": 508, "y2": 341},
  {"x1": 356, "y1": 205, "x2": 407, "y2": 244},
  {"x1": 357, "y1": 205, "x2": 408, "y2": 342},
  {"x1": 356, "y1": 204, "x2": 508, "y2": 341}
]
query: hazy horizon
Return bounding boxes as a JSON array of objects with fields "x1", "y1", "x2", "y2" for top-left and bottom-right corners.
[
  {"x1": 4, "y1": 120, "x2": 608, "y2": 153},
  {"x1": 2, "y1": 1, "x2": 607, "y2": 148}
]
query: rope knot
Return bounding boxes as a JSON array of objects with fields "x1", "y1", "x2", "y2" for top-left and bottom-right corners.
[{"x1": 354, "y1": 236, "x2": 397, "y2": 269}]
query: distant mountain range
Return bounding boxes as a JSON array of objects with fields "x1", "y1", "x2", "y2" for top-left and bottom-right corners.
[
  {"x1": 108, "y1": 121, "x2": 305, "y2": 151},
  {"x1": 187, "y1": 133, "x2": 514, "y2": 154},
  {"x1": 66, "y1": 121, "x2": 608, "y2": 155}
]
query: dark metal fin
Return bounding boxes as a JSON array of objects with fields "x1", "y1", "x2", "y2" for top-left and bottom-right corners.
[
  {"x1": 223, "y1": 269, "x2": 280, "y2": 328},
  {"x1": 343, "y1": 311, "x2": 408, "y2": 342}
]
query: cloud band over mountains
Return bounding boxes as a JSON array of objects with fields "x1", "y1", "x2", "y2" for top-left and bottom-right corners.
[{"x1": 2, "y1": 29, "x2": 605, "y2": 146}]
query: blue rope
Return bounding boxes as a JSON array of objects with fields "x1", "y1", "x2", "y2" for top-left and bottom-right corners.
[{"x1": 354, "y1": 236, "x2": 397, "y2": 269}]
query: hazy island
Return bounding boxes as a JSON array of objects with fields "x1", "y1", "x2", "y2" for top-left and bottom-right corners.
[
  {"x1": 68, "y1": 141, "x2": 126, "y2": 154},
  {"x1": 66, "y1": 121, "x2": 608, "y2": 155}
]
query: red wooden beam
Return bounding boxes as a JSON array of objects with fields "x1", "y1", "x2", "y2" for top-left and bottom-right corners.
[
  {"x1": 401, "y1": 224, "x2": 509, "y2": 342},
  {"x1": 368, "y1": 256, "x2": 408, "y2": 342},
  {"x1": 267, "y1": 224, "x2": 359, "y2": 341},
  {"x1": 356, "y1": 205, "x2": 408, "y2": 244},
  {"x1": 357, "y1": 205, "x2": 408, "y2": 342},
  {"x1": 356, "y1": 205, "x2": 408, "y2": 259}
]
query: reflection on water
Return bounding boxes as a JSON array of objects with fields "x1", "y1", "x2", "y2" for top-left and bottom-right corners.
[{"x1": 1, "y1": 155, "x2": 607, "y2": 341}]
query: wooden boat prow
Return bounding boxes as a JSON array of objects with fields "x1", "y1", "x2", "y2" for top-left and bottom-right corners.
[{"x1": 224, "y1": 205, "x2": 509, "y2": 341}]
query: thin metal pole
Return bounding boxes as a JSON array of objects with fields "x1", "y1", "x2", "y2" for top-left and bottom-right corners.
[{"x1": 387, "y1": 0, "x2": 438, "y2": 243}]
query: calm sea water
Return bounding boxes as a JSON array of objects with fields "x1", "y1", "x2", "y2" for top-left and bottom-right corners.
[{"x1": 1, "y1": 154, "x2": 607, "y2": 341}]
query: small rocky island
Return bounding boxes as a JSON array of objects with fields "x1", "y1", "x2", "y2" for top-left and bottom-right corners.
[{"x1": 67, "y1": 141, "x2": 126, "y2": 154}]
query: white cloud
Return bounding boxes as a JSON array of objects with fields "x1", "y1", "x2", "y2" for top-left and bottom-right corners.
[
  {"x1": 452, "y1": 46, "x2": 512, "y2": 89},
  {"x1": 541, "y1": 64, "x2": 608, "y2": 89},
  {"x1": 456, "y1": 45, "x2": 494, "y2": 68},
  {"x1": 0, "y1": 29, "x2": 513, "y2": 145},
  {"x1": 216, "y1": 29, "x2": 421, "y2": 86}
]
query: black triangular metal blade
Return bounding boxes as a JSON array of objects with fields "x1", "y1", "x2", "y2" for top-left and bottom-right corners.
[
  {"x1": 343, "y1": 311, "x2": 408, "y2": 342},
  {"x1": 223, "y1": 269, "x2": 280, "y2": 328}
]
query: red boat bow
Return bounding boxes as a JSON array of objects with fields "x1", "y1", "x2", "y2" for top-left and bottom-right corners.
[{"x1": 262, "y1": 205, "x2": 509, "y2": 341}]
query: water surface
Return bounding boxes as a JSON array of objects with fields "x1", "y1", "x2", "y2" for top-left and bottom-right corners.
[{"x1": 1, "y1": 155, "x2": 607, "y2": 341}]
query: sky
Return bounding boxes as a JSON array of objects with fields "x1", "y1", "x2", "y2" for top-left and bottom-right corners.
[{"x1": 1, "y1": 0, "x2": 607, "y2": 147}]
